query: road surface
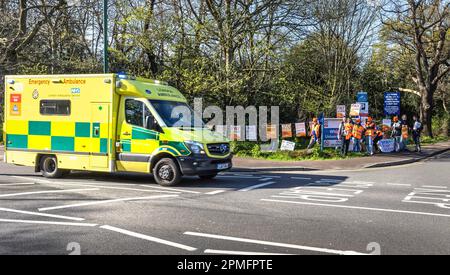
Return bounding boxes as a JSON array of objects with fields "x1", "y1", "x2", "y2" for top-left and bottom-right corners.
[{"x1": 0, "y1": 150, "x2": 449, "y2": 255}]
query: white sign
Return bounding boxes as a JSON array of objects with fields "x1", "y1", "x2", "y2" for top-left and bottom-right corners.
[
  {"x1": 350, "y1": 104, "x2": 361, "y2": 117},
  {"x1": 323, "y1": 118, "x2": 342, "y2": 148},
  {"x1": 359, "y1": 102, "x2": 369, "y2": 117},
  {"x1": 246, "y1": 125, "x2": 258, "y2": 141},
  {"x1": 280, "y1": 140, "x2": 296, "y2": 151},
  {"x1": 382, "y1": 119, "x2": 392, "y2": 128},
  {"x1": 337, "y1": 105, "x2": 346, "y2": 118}
]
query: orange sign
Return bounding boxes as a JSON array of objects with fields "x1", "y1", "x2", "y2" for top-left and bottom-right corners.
[
  {"x1": 10, "y1": 94, "x2": 22, "y2": 116},
  {"x1": 281, "y1": 124, "x2": 292, "y2": 138},
  {"x1": 266, "y1": 125, "x2": 277, "y2": 140}
]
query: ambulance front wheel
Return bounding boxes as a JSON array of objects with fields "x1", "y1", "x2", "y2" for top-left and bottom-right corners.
[
  {"x1": 153, "y1": 158, "x2": 182, "y2": 186},
  {"x1": 40, "y1": 156, "x2": 66, "y2": 178}
]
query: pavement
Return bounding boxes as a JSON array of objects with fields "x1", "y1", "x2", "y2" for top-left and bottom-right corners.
[
  {"x1": 232, "y1": 141, "x2": 450, "y2": 171},
  {"x1": 0, "y1": 146, "x2": 449, "y2": 255}
]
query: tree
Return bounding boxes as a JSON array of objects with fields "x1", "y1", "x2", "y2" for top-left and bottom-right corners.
[{"x1": 382, "y1": 0, "x2": 450, "y2": 137}]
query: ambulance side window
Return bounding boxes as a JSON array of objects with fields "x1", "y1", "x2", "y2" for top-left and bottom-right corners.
[
  {"x1": 40, "y1": 100, "x2": 71, "y2": 116},
  {"x1": 125, "y1": 99, "x2": 144, "y2": 127}
]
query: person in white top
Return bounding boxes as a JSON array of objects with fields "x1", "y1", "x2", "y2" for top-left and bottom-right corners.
[{"x1": 412, "y1": 115, "x2": 423, "y2": 153}]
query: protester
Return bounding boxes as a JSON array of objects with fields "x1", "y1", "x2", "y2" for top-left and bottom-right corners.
[
  {"x1": 373, "y1": 127, "x2": 384, "y2": 153},
  {"x1": 412, "y1": 115, "x2": 423, "y2": 153},
  {"x1": 365, "y1": 117, "x2": 377, "y2": 155},
  {"x1": 341, "y1": 118, "x2": 354, "y2": 156},
  {"x1": 400, "y1": 114, "x2": 410, "y2": 152},
  {"x1": 391, "y1": 116, "x2": 402, "y2": 152},
  {"x1": 307, "y1": 118, "x2": 321, "y2": 149},
  {"x1": 352, "y1": 119, "x2": 364, "y2": 152}
]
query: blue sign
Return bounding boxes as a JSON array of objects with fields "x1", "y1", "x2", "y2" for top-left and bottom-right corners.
[
  {"x1": 384, "y1": 92, "x2": 401, "y2": 116},
  {"x1": 357, "y1": 91, "x2": 368, "y2": 103},
  {"x1": 378, "y1": 139, "x2": 396, "y2": 153}
]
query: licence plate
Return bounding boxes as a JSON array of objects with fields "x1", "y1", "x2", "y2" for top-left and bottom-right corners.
[{"x1": 217, "y1": 163, "x2": 230, "y2": 170}]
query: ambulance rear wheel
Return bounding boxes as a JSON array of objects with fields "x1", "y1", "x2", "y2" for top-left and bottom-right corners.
[
  {"x1": 40, "y1": 156, "x2": 64, "y2": 178},
  {"x1": 153, "y1": 158, "x2": 182, "y2": 186}
]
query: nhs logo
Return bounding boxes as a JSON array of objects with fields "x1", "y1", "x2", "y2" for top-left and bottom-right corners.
[{"x1": 71, "y1": 88, "x2": 81, "y2": 95}]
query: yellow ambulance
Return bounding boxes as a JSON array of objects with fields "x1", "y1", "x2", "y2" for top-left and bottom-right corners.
[{"x1": 3, "y1": 74, "x2": 232, "y2": 186}]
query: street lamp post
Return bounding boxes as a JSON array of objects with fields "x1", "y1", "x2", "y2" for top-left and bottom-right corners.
[{"x1": 103, "y1": 0, "x2": 109, "y2": 73}]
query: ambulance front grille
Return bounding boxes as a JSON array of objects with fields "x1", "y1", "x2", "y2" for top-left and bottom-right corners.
[{"x1": 207, "y1": 143, "x2": 230, "y2": 156}]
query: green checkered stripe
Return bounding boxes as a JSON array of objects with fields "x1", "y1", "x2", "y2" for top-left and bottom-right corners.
[
  {"x1": 6, "y1": 121, "x2": 109, "y2": 154},
  {"x1": 120, "y1": 127, "x2": 190, "y2": 156}
]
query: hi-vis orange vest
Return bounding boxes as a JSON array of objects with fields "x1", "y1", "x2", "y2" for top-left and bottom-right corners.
[
  {"x1": 402, "y1": 125, "x2": 409, "y2": 139},
  {"x1": 365, "y1": 122, "x2": 376, "y2": 137},
  {"x1": 344, "y1": 123, "x2": 353, "y2": 140},
  {"x1": 352, "y1": 125, "x2": 364, "y2": 140}
]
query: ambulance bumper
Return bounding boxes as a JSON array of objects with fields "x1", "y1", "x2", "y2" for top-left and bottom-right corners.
[{"x1": 177, "y1": 155, "x2": 233, "y2": 176}]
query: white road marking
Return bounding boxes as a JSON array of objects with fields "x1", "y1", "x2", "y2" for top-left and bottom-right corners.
[
  {"x1": 386, "y1": 183, "x2": 411, "y2": 187},
  {"x1": 185, "y1": 232, "x2": 367, "y2": 255},
  {"x1": 11, "y1": 176, "x2": 52, "y2": 184},
  {"x1": 39, "y1": 195, "x2": 179, "y2": 212},
  {"x1": 45, "y1": 182, "x2": 180, "y2": 194},
  {"x1": 422, "y1": 185, "x2": 448, "y2": 189},
  {"x1": 101, "y1": 225, "x2": 197, "y2": 251},
  {"x1": 205, "y1": 190, "x2": 226, "y2": 195},
  {"x1": 139, "y1": 185, "x2": 200, "y2": 194},
  {"x1": 262, "y1": 199, "x2": 450, "y2": 218},
  {"x1": 0, "y1": 218, "x2": 97, "y2": 227},
  {"x1": 0, "y1": 183, "x2": 36, "y2": 186},
  {"x1": 291, "y1": 177, "x2": 312, "y2": 180},
  {"x1": 0, "y1": 188, "x2": 99, "y2": 198},
  {"x1": 238, "y1": 182, "x2": 276, "y2": 192},
  {"x1": 0, "y1": 207, "x2": 86, "y2": 221},
  {"x1": 204, "y1": 249, "x2": 293, "y2": 255},
  {"x1": 259, "y1": 178, "x2": 273, "y2": 182}
]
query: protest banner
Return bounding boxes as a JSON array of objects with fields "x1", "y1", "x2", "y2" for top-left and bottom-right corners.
[
  {"x1": 280, "y1": 140, "x2": 296, "y2": 151},
  {"x1": 378, "y1": 139, "x2": 396, "y2": 153},
  {"x1": 281, "y1": 124, "x2": 293, "y2": 138},
  {"x1": 266, "y1": 124, "x2": 277, "y2": 140},
  {"x1": 384, "y1": 91, "x2": 401, "y2": 116},
  {"x1": 295, "y1": 122, "x2": 307, "y2": 137},
  {"x1": 336, "y1": 105, "x2": 346, "y2": 118},
  {"x1": 350, "y1": 104, "x2": 361, "y2": 117},
  {"x1": 382, "y1": 119, "x2": 392, "y2": 132},
  {"x1": 323, "y1": 118, "x2": 342, "y2": 148},
  {"x1": 229, "y1": 125, "x2": 242, "y2": 141}
]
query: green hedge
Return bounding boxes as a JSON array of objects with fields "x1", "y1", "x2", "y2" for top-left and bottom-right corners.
[{"x1": 231, "y1": 141, "x2": 365, "y2": 161}]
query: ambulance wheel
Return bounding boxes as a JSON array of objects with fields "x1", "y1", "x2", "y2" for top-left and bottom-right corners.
[
  {"x1": 40, "y1": 156, "x2": 64, "y2": 178},
  {"x1": 153, "y1": 158, "x2": 182, "y2": 186}
]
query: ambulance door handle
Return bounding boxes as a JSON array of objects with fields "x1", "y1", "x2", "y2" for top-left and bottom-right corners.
[{"x1": 123, "y1": 132, "x2": 131, "y2": 136}]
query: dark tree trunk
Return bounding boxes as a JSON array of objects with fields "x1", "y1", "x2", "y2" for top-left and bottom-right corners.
[{"x1": 419, "y1": 85, "x2": 435, "y2": 137}]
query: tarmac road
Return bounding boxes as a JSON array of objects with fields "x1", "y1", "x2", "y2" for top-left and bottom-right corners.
[{"x1": 0, "y1": 150, "x2": 449, "y2": 255}]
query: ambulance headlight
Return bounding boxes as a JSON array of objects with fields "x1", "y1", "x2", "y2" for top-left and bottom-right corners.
[{"x1": 185, "y1": 141, "x2": 205, "y2": 155}]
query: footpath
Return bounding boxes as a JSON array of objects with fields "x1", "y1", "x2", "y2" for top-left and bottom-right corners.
[
  {"x1": 1, "y1": 142, "x2": 449, "y2": 172},
  {"x1": 232, "y1": 141, "x2": 450, "y2": 172}
]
